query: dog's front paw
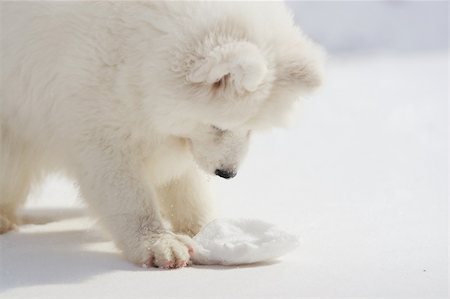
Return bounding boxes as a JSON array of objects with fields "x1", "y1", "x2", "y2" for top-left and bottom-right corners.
[{"x1": 139, "y1": 232, "x2": 194, "y2": 269}]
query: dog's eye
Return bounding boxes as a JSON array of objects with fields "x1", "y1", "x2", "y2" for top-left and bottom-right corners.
[{"x1": 211, "y1": 125, "x2": 226, "y2": 133}]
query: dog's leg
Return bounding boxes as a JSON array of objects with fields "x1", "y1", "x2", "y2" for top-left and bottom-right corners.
[
  {"x1": 157, "y1": 167, "x2": 215, "y2": 237},
  {"x1": 75, "y1": 145, "x2": 194, "y2": 268},
  {"x1": 0, "y1": 125, "x2": 39, "y2": 234}
]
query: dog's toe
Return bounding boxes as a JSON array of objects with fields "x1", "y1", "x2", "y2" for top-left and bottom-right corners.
[{"x1": 145, "y1": 233, "x2": 193, "y2": 269}]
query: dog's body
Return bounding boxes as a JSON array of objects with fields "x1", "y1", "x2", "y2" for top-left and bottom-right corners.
[{"x1": 0, "y1": 1, "x2": 324, "y2": 268}]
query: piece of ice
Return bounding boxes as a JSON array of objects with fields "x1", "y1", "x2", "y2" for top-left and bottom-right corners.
[{"x1": 191, "y1": 218, "x2": 299, "y2": 265}]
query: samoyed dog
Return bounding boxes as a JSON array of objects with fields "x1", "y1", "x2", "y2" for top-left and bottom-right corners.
[{"x1": 0, "y1": 1, "x2": 324, "y2": 268}]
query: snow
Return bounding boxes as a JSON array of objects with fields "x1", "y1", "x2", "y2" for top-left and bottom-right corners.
[
  {"x1": 286, "y1": 1, "x2": 449, "y2": 54},
  {"x1": 0, "y1": 52, "x2": 448, "y2": 298},
  {"x1": 191, "y1": 218, "x2": 299, "y2": 265}
]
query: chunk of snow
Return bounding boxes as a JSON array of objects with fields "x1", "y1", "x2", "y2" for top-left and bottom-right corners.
[{"x1": 191, "y1": 218, "x2": 299, "y2": 265}]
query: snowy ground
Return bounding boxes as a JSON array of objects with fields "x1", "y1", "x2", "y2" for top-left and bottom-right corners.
[{"x1": 0, "y1": 52, "x2": 448, "y2": 298}]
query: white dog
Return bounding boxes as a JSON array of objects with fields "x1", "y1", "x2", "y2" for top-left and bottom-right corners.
[{"x1": 0, "y1": 1, "x2": 324, "y2": 268}]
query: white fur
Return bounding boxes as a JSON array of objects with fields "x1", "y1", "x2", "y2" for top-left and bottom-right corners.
[{"x1": 0, "y1": 1, "x2": 324, "y2": 268}]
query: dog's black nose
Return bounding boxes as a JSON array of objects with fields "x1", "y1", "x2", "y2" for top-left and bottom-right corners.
[{"x1": 215, "y1": 169, "x2": 237, "y2": 179}]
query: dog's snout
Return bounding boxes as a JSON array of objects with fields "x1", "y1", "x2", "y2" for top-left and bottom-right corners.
[{"x1": 215, "y1": 168, "x2": 237, "y2": 179}]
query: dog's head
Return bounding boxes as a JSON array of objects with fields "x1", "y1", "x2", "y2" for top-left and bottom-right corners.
[{"x1": 146, "y1": 3, "x2": 325, "y2": 178}]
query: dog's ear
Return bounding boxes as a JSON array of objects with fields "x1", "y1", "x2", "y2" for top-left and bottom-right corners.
[
  {"x1": 276, "y1": 39, "x2": 325, "y2": 90},
  {"x1": 187, "y1": 41, "x2": 268, "y2": 94}
]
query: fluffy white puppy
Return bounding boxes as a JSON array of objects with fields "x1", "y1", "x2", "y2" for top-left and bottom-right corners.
[{"x1": 0, "y1": 1, "x2": 324, "y2": 268}]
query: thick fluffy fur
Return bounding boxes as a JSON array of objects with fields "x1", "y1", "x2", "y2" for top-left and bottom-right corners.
[{"x1": 0, "y1": 1, "x2": 324, "y2": 268}]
